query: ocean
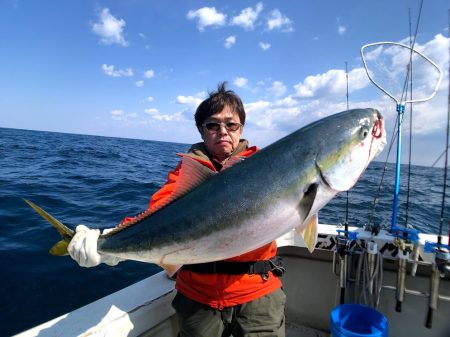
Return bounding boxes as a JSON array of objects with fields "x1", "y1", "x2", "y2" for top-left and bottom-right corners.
[{"x1": 0, "y1": 127, "x2": 448, "y2": 336}]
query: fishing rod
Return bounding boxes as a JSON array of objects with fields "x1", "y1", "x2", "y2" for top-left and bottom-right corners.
[
  {"x1": 424, "y1": 9, "x2": 450, "y2": 329},
  {"x1": 431, "y1": 146, "x2": 450, "y2": 168},
  {"x1": 334, "y1": 62, "x2": 351, "y2": 306},
  {"x1": 361, "y1": 2, "x2": 443, "y2": 315}
]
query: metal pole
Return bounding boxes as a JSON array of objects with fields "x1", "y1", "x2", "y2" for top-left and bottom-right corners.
[{"x1": 391, "y1": 104, "x2": 405, "y2": 231}]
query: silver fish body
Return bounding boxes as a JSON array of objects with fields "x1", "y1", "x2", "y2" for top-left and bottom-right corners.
[{"x1": 96, "y1": 108, "x2": 386, "y2": 268}]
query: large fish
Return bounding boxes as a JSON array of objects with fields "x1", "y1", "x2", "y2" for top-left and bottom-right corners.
[{"x1": 25, "y1": 108, "x2": 386, "y2": 275}]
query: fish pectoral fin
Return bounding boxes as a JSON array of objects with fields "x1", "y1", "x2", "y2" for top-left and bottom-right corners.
[
  {"x1": 299, "y1": 213, "x2": 319, "y2": 253},
  {"x1": 297, "y1": 183, "x2": 318, "y2": 223},
  {"x1": 295, "y1": 183, "x2": 319, "y2": 252},
  {"x1": 160, "y1": 263, "x2": 182, "y2": 278}
]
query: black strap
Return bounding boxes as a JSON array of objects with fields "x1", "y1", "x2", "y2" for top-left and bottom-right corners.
[{"x1": 182, "y1": 257, "x2": 285, "y2": 276}]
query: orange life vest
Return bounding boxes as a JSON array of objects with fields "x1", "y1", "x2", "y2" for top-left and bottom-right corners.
[{"x1": 147, "y1": 143, "x2": 282, "y2": 309}]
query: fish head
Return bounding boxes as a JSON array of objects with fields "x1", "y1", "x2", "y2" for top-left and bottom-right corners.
[{"x1": 315, "y1": 108, "x2": 386, "y2": 192}]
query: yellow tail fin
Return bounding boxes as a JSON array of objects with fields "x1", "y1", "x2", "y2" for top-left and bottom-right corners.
[{"x1": 23, "y1": 199, "x2": 74, "y2": 256}]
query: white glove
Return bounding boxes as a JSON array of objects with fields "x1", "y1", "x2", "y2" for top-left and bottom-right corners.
[{"x1": 68, "y1": 225, "x2": 123, "y2": 267}]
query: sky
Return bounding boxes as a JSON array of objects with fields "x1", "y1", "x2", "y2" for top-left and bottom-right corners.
[{"x1": 1, "y1": 0, "x2": 449, "y2": 167}]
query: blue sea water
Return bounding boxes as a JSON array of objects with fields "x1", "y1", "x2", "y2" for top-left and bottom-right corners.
[{"x1": 0, "y1": 127, "x2": 448, "y2": 336}]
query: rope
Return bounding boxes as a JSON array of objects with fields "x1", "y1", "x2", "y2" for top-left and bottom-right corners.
[{"x1": 354, "y1": 249, "x2": 384, "y2": 308}]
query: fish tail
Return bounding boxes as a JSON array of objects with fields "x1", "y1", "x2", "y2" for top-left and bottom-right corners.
[{"x1": 23, "y1": 199, "x2": 74, "y2": 256}]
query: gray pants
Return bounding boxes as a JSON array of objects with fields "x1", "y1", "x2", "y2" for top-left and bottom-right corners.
[{"x1": 172, "y1": 289, "x2": 286, "y2": 337}]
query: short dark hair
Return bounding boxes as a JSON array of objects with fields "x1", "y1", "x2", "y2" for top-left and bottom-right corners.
[{"x1": 195, "y1": 82, "x2": 246, "y2": 127}]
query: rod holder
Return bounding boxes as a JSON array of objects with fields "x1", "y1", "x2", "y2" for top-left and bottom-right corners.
[
  {"x1": 424, "y1": 242, "x2": 450, "y2": 328},
  {"x1": 395, "y1": 250, "x2": 409, "y2": 312}
]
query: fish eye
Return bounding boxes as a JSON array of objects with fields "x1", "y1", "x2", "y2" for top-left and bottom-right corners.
[{"x1": 359, "y1": 126, "x2": 370, "y2": 140}]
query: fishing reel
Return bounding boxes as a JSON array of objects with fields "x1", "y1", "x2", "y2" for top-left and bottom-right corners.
[
  {"x1": 333, "y1": 230, "x2": 359, "y2": 305},
  {"x1": 335, "y1": 230, "x2": 358, "y2": 257},
  {"x1": 424, "y1": 241, "x2": 450, "y2": 277},
  {"x1": 391, "y1": 226, "x2": 419, "y2": 255},
  {"x1": 390, "y1": 226, "x2": 419, "y2": 312}
]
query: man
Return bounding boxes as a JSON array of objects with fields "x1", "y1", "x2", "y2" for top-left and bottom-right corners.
[{"x1": 68, "y1": 82, "x2": 286, "y2": 337}]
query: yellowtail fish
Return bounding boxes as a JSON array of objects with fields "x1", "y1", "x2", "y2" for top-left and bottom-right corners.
[{"x1": 25, "y1": 108, "x2": 386, "y2": 276}]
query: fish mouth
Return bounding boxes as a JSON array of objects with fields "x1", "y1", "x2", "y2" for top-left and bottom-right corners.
[
  {"x1": 369, "y1": 110, "x2": 387, "y2": 159},
  {"x1": 372, "y1": 111, "x2": 384, "y2": 139}
]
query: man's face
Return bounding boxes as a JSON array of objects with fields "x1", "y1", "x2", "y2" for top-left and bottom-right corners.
[{"x1": 199, "y1": 105, "x2": 243, "y2": 162}]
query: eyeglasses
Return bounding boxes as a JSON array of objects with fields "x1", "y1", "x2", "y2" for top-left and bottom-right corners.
[{"x1": 201, "y1": 121, "x2": 243, "y2": 132}]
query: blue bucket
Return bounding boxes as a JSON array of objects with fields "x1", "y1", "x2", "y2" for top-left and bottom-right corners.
[{"x1": 330, "y1": 304, "x2": 388, "y2": 337}]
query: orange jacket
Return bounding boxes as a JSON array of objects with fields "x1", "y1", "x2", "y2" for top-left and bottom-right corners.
[{"x1": 147, "y1": 142, "x2": 282, "y2": 309}]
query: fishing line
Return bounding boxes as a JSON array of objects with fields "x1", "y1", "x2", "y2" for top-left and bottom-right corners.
[
  {"x1": 344, "y1": 61, "x2": 350, "y2": 231},
  {"x1": 437, "y1": 9, "x2": 450, "y2": 244},
  {"x1": 404, "y1": 7, "x2": 416, "y2": 227},
  {"x1": 393, "y1": 3, "x2": 424, "y2": 228}
]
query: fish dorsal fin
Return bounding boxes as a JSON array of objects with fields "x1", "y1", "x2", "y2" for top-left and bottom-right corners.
[
  {"x1": 103, "y1": 156, "x2": 216, "y2": 237},
  {"x1": 222, "y1": 155, "x2": 245, "y2": 170},
  {"x1": 172, "y1": 155, "x2": 217, "y2": 199}
]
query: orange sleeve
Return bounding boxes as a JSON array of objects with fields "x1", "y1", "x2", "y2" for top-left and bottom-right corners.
[{"x1": 121, "y1": 162, "x2": 182, "y2": 224}]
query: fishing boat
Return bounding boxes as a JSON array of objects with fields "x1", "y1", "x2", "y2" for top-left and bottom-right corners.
[
  {"x1": 13, "y1": 8, "x2": 450, "y2": 337},
  {"x1": 12, "y1": 224, "x2": 450, "y2": 337}
]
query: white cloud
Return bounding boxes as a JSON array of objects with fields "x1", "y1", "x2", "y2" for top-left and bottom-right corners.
[
  {"x1": 135, "y1": 80, "x2": 144, "y2": 87},
  {"x1": 144, "y1": 69, "x2": 155, "y2": 79},
  {"x1": 268, "y1": 81, "x2": 287, "y2": 97},
  {"x1": 266, "y1": 9, "x2": 293, "y2": 32},
  {"x1": 337, "y1": 18, "x2": 346, "y2": 35},
  {"x1": 240, "y1": 33, "x2": 448, "y2": 152},
  {"x1": 338, "y1": 25, "x2": 346, "y2": 35},
  {"x1": 230, "y1": 2, "x2": 263, "y2": 30},
  {"x1": 187, "y1": 7, "x2": 226, "y2": 31},
  {"x1": 144, "y1": 108, "x2": 159, "y2": 115},
  {"x1": 110, "y1": 110, "x2": 124, "y2": 121},
  {"x1": 259, "y1": 42, "x2": 271, "y2": 50},
  {"x1": 143, "y1": 96, "x2": 154, "y2": 102},
  {"x1": 110, "y1": 107, "x2": 187, "y2": 126},
  {"x1": 176, "y1": 92, "x2": 205, "y2": 110},
  {"x1": 224, "y1": 35, "x2": 236, "y2": 48},
  {"x1": 145, "y1": 108, "x2": 186, "y2": 122},
  {"x1": 294, "y1": 68, "x2": 370, "y2": 98},
  {"x1": 92, "y1": 8, "x2": 128, "y2": 46},
  {"x1": 233, "y1": 77, "x2": 248, "y2": 88},
  {"x1": 101, "y1": 64, "x2": 133, "y2": 77}
]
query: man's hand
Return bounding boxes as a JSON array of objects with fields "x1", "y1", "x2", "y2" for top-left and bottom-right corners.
[{"x1": 68, "y1": 225, "x2": 123, "y2": 267}]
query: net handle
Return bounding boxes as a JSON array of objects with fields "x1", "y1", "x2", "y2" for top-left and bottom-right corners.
[{"x1": 361, "y1": 41, "x2": 443, "y2": 105}]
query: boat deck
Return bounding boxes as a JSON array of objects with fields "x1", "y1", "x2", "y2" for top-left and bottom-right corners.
[
  {"x1": 286, "y1": 322, "x2": 329, "y2": 337},
  {"x1": 14, "y1": 227, "x2": 450, "y2": 337}
]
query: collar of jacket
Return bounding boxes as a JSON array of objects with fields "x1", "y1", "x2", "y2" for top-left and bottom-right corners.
[{"x1": 177, "y1": 139, "x2": 251, "y2": 172}]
